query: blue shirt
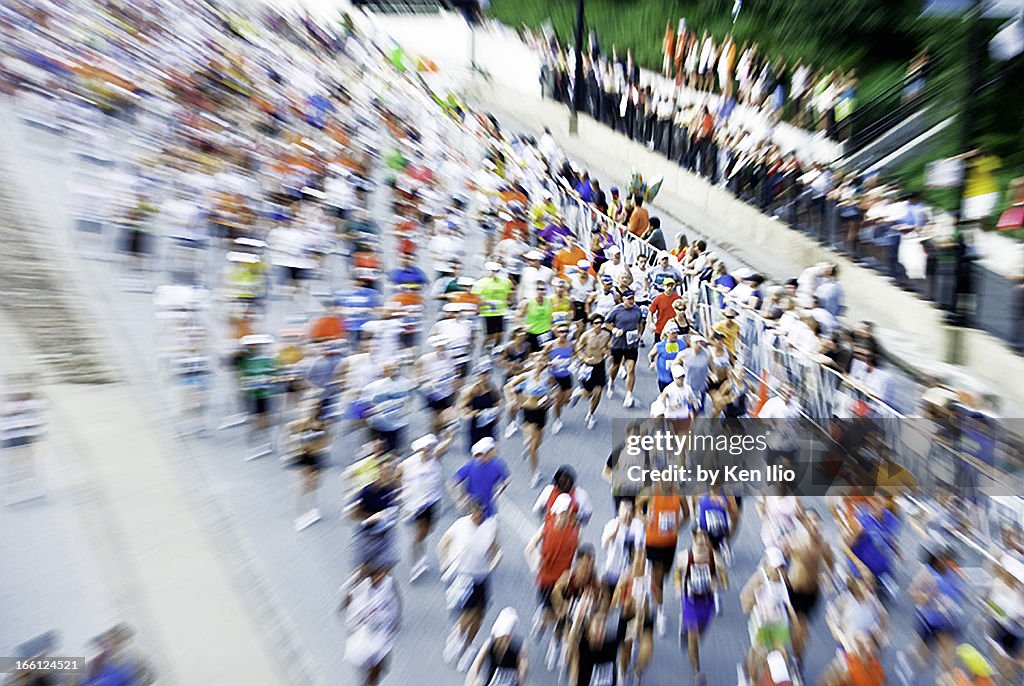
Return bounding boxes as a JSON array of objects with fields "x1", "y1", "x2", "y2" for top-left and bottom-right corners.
[
  {"x1": 335, "y1": 287, "x2": 382, "y2": 332},
  {"x1": 576, "y1": 180, "x2": 594, "y2": 203},
  {"x1": 849, "y1": 508, "x2": 899, "y2": 578},
  {"x1": 453, "y1": 457, "x2": 511, "y2": 517},
  {"x1": 388, "y1": 265, "x2": 428, "y2": 287},
  {"x1": 653, "y1": 339, "x2": 684, "y2": 383},
  {"x1": 815, "y1": 280, "x2": 844, "y2": 318}
]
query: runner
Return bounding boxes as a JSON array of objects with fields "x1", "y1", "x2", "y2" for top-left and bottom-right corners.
[
  {"x1": 545, "y1": 325, "x2": 575, "y2": 434},
  {"x1": 588, "y1": 276, "x2": 620, "y2": 322},
  {"x1": 287, "y1": 396, "x2": 332, "y2": 531},
  {"x1": 909, "y1": 546, "x2": 966, "y2": 680},
  {"x1": 628, "y1": 257, "x2": 653, "y2": 346},
  {"x1": 740, "y1": 547, "x2": 798, "y2": 675},
  {"x1": 519, "y1": 281, "x2": 554, "y2": 353},
  {"x1": 449, "y1": 437, "x2": 511, "y2": 519},
  {"x1": 569, "y1": 260, "x2": 596, "y2": 338},
  {"x1": 459, "y1": 361, "x2": 503, "y2": 452},
  {"x1": 785, "y1": 510, "x2": 834, "y2": 666},
  {"x1": 567, "y1": 599, "x2": 626, "y2": 686},
  {"x1": 417, "y1": 335, "x2": 459, "y2": 435},
  {"x1": 464, "y1": 608, "x2": 529, "y2": 686},
  {"x1": 362, "y1": 362, "x2": 415, "y2": 454},
  {"x1": 505, "y1": 353, "x2": 552, "y2": 487},
  {"x1": 986, "y1": 553, "x2": 1024, "y2": 682},
  {"x1": 500, "y1": 328, "x2": 532, "y2": 438},
  {"x1": 398, "y1": 433, "x2": 447, "y2": 582},
  {"x1": 613, "y1": 542, "x2": 659, "y2": 684},
  {"x1": 601, "y1": 499, "x2": 647, "y2": 595},
  {"x1": 472, "y1": 261, "x2": 514, "y2": 350},
  {"x1": 605, "y1": 289, "x2": 643, "y2": 408},
  {"x1": 533, "y1": 465, "x2": 594, "y2": 526},
  {"x1": 439, "y1": 499, "x2": 503, "y2": 672},
  {"x1": 648, "y1": 326, "x2": 684, "y2": 392},
  {"x1": 674, "y1": 527, "x2": 728, "y2": 679},
  {"x1": 349, "y1": 458, "x2": 401, "y2": 571},
  {"x1": 341, "y1": 562, "x2": 402, "y2": 686},
  {"x1": 573, "y1": 313, "x2": 613, "y2": 429},
  {"x1": 638, "y1": 482, "x2": 689, "y2": 636},
  {"x1": 550, "y1": 546, "x2": 601, "y2": 672},
  {"x1": 648, "y1": 277, "x2": 682, "y2": 343},
  {"x1": 693, "y1": 485, "x2": 741, "y2": 563},
  {"x1": 525, "y1": 494, "x2": 581, "y2": 655}
]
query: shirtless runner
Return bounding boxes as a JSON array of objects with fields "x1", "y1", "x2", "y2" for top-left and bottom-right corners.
[
  {"x1": 571, "y1": 313, "x2": 613, "y2": 430},
  {"x1": 785, "y1": 510, "x2": 834, "y2": 667}
]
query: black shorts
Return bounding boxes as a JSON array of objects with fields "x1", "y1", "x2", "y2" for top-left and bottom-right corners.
[
  {"x1": 611, "y1": 347, "x2": 639, "y2": 364},
  {"x1": 789, "y1": 588, "x2": 820, "y2": 619},
  {"x1": 296, "y1": 451, "x2": 324, "y2": 471},
  {"x1": 399, "y1": 331, "x2": 418, "y2": 349},
  {"x1": 523, "y1": 406, "x2": 547, "y2": 428},
  {"x1": 537, "y1": 584, "x2": 556, "y2": 609},
  {"x1": 285, "y1": 265, "x2": 307, "y2": 283},
  {"x1": 484, "y1": 316, "x2": 505, "y2": 336},
  {"x1": 991, "y1": 621, "x2": 1024, "y2": 657},
  {"x1": 464, "y1": 578, "x2": 489, "y2": 612},
  {"x1": 572, "y1": 302, "x2": 588, "y2": 321},
  {"x1": 124, "y1": 228, "x2": 148, "y2": 255},
  {"x1": 553, "y1": 374, "x2": 572, "y2": 391},
  {"x1": 412, "y1": 502, "x2": 437, "y2": 527},
  {"x1": 526, "y1": 332, "x2": 549, "y2": 353},
  {"x1": 249, "y1": 395, "x2": 271, "y2": 416},
  {"x1": 426, "y1": 394, "x2": 455, "y2": 412},
  {"x1": 645, "y1": 543, "x2": 677, "y2": 568},
  {"x1": 581, "y1": 361, "x2": 607, "y2": 392},
  {"x1": 371, "y1": 427, "x2": 403, "y2": 454}
]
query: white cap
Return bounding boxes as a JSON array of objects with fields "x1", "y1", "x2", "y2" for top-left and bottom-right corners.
[
  {"x1": 765, "y1": 547, "x2": 786, "y2": 568},
  {"x1": 472, "y1": 436, "x2": 496, "y2": 456},
  {"x1": 670, "y1": 364, "x2": 685, "y2": 379},
  {"x1": 411, "y1": 434, "x2": 438, "y2": 452},
  {"x1": 427, "y1": 335, "x2": 446, "y2": 347},
  {"x1": 524, "y1": 250, "x2": 543, "y2": 261},
  {"x1": 550, "y1": 493, "x2": 573, "y2": 515},
  {"x1": 734, "y1": 267, "x2": 754, "y2": 279},
  {"x1": 576, "y1": 259, "x2": 591, "y2": 270},
  {"x1": 442, "y1": 303, "x2": 462, "y2": 313},
  {"x1": 608, "y1": 245, "x2": 621, "y2": 256},
  {"x1": 485, "y1": 261, "x2": 501, "y2": 271},
  {"x1": 491, "y1": 608, "x2": 519, "y2": 637},
  {"x1": 766, "y1": 651, "x2": 791, "y2": 683}
]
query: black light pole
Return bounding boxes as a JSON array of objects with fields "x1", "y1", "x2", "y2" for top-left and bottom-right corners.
[{"x1": 569, "y1": 0, "x2": 585, "y2": 134}]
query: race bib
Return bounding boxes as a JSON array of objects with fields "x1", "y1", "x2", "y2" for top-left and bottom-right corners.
[
  {"x1": 578, "y1": 365, "x2": 593, "y2": 382},
  {"x1": 625, "y1": 330, "x2": 640, "y2": 346},
  {"x1": 590, "y1": 662, "x2": 615, "y2": 686},
  {"x1": 487, "y1": 667, "x2": 518, "y2": 686},
  {"x1": 688, "y1": 563, "x2": 713, "y2": 596},
  {"x1": 477, "y1": 407, "x2": 499, "y2": 426},
  {"x1": 658, "y1": 511, "x2": 677, "y2": 534},
  {"x1": 537, "y1": 331, "x2": 553, "y2": 345},
  {"x1": 704, "y1": 509, "x2": 728, "y2": 537}
]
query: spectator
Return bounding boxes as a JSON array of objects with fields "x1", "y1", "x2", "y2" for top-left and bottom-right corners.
[
  {"x1": 643, "y1": 217, "x2": 667, "y2": 251},
  {"x1": 627, "y1": 194, "x2": 650, "y2": 237}
]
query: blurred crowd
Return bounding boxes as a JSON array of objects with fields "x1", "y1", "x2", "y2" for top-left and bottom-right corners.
[{"x1": 0, "y1": 1, "x2": 1018, "y2": 686}]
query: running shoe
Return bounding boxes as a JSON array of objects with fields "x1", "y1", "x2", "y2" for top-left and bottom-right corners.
[
  {"x1": 623, "y1": 392, "x2": 635, "y2": 408},
  {"x1": 443, "y1": 628, "x2": 464, "y2": 665},
  {"x1": 552, "y1": 418, "x2": 563, "y2": 435},
  {"x1": 504, "y1": 421, "x2": 518, "y2": 439},
  {"x1": 586, "y1": 413, "x2": 596, "y2": 430}
]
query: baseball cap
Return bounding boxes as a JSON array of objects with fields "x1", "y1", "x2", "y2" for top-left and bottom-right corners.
[
  {"x1": 491, "y1": 608, "x2": 519, "y2": 638},
  {"x1": 765, "y1": 547, "x2": 786, "y2": 568},
  {"x1": 411, "y1": 434, "x2": 438, "y2": 452},
  {"x1": 663, "y1": 277, "x2": 676, "y2": 286},
  {"x1": 524, "y1": 250, "x2": 543, "y2": 261},
  {"x1": 610, "y1": 187, "x2": 619, "y2": 195},
  {"x1": 485, "y1": 261, "x2": 501, "y2": 271},
  {"x1": 607, "y1": 245, "x2": 621, "y2": 256},
  {"x1": 550, "y1": 493, "x2": 573, "y2": 515},
  {"x1": 576, "y1": 259, "x2": 591, "y2": 270},
  {"x1": 723, "y1": 307, "x2": 738, "y2": 318},
  {"x1": 670, "y1": 364, "x2": 685, "y2": 379},
  {"x1": 621, "y1": 289, "x2": 635, "y2": 298},
  {"x1": 472, "y1": 436, "x2": 496, "y2": 456},
  {"x1": 600, "y1": 274, "x2": 614, "y2": 284}
]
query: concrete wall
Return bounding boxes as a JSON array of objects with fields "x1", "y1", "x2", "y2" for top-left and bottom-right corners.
[{"x1": 467, "y1": 80, "x2": 1024, "y2": 413}]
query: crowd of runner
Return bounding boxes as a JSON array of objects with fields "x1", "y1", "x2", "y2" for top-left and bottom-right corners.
[{"x1": 1, "y1": 1, "x2": 1021, "y2": 686}]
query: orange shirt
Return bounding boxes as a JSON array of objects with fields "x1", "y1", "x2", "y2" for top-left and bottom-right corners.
[
  {"x1": 627, "y1": 206, "x2": 650, "y2": 237},
  {"x1": 646, "y1": 495, "x2": 683, "y2": 548},
  {"x1": 309, "y1": 315, "x2": 345, "y2": 341},
  {"x1": 552, "y1": 246, "x2": 587, "y2": 276},
  {"x1": 846, "y1": 653, "x2": 885, "y2": 686}
]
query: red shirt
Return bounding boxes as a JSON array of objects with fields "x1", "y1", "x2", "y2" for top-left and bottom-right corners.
[
  {"x1": 538, "y1": 519, "x2": 579, "y2": 588},
  {"x1": 649, "y1": 292, "x2": 682, "y2": 334}
]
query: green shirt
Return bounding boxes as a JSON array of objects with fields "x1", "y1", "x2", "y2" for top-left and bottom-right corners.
[
  {"x1": 524, "y1": 297, "x2": 554, "y2": 335},
  {"x1": 472, "y1": 276, "x2": 513, "y2": 317},
  {"x1": 240, "y1": 355, "x2": 277, "y2": 399}
]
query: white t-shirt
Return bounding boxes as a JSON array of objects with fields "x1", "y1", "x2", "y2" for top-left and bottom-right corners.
[
  {"x1": 533, "y1": 485, "x2": 593, "y2": 522},
  {"x1": 446, "y1": 516, "x2": 498, "y2": 579},
  {"x1": 661, "y1": 382, "x2": 695, "y2": 419},
  {"x1": 401, "y1": 454, "x2": 444, "y2": 513},
  {"x1": 602, "y1": 517, "x2": 646, "y2": 581},
  {"x1": 600, "y1": 259, "x2": 628, "y2": 284},
  {"x1": 519, "y1": 265, "x2": 553, "y2": 301}
]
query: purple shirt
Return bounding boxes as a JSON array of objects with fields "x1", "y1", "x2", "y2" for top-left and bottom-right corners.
[{"x1": 453, "y1": 457, "x2": 510, "y2": 517}]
